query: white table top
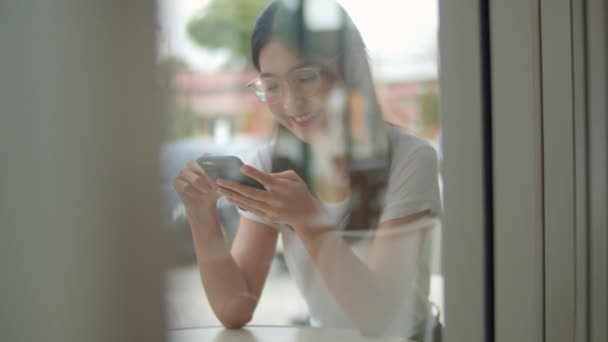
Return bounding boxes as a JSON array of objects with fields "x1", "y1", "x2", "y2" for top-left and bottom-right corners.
[{"x1": 168, "y1": 326, "x2": 411, "y2": 342}]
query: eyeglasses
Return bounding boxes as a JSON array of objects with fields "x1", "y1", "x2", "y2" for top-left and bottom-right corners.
[{"x1": 247, "y1": 65, "x2": 325, "y2": 104}]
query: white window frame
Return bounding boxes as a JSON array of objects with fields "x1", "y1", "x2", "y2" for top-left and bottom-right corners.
[
  {"x1": 442, "y1": 1, "x2": 607, "y2": 342},
  {"x1": 490, "y1": 1, "x2": 545, "y2": 342},
  {"x1": 439, "y1": 1, "x2": 490, "y2": 342},
  {"x1": 586, "y1": 1, "x2": 608, "y2": 341}
]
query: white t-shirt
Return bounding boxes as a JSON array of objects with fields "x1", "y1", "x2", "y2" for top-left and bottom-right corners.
[{"x1": 237, "y1": 126, "x2": 442, "y2": 337}]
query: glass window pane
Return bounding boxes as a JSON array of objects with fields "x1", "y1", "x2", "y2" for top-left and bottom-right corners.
[{"x1": 158, "y1": 0, "x2": 442, "y2": 339}]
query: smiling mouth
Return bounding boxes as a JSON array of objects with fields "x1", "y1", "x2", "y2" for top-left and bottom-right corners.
[{"x1": 291, "y1": 112, "x2": 321, "y2": 127}]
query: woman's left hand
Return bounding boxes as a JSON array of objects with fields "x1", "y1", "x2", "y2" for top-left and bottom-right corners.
[{"x1": 217, "y1": 165, "x2": 322, "y2": 228}]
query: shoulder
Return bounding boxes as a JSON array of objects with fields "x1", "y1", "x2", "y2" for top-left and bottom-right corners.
[
  {"x1": 242, "y1": 141, "x2": 275, "y2": 173},
  {"x1": 387, "y1": 125, "x2": 439, "y2": 167},
  {"x1": 380, "y1": 124, "x2": 443, "y2": 219}
]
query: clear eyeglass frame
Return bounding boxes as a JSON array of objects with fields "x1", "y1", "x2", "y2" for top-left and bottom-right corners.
[{"x1": 247, "y1": 65, "x2": 328, "y2": 104}]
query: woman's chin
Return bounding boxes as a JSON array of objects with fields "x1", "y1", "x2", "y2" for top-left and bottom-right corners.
[{"x1": 290, "y1": 113, "x2": 327, "y2": 142}]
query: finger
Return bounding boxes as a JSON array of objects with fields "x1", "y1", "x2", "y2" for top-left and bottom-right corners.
[
  {"x1": 178, "y1": 170, "x2": 211, "y2": 193},
  {"x1": 173, "y1": 178, "x2": 201, "y2": 199},
  {"x1": 187, "y1": 160, "x2": 207, "y2": 176},
  {"x1": 197, "y1": 168, "x2": 218, "y2": 191},
  {"x1": 177, "y1": 170, "x2": 207, "y2": 190},
  {"x1": 240, "y1": 165, "x2": 275, "y2": 187},
  {"x1": 272, "y1": 169, "x2": 300, "y2": 181},
  {"x1": 216, "y1": 178, "x2": 272, "y2": 203},
  {"x1": 187, "y1": 160, "x2": 219, "y2": 191},
  {"x1": 226, "y1": 194, "x2": 275, "y2": 222},
  {"x1": 172, "y1": 178, "x2": 190, "y2": 193},
  {"x1": 219, "y1": 187, "x2": 274, "y2": 214}
]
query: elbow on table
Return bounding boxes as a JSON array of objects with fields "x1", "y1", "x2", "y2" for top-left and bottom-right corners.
[
  {"x1": 217, "y1": 294, "x2": 256, "y2": 329},
  {"x1": 219, "y1": 314, "x2": 252, "y2": 330}
]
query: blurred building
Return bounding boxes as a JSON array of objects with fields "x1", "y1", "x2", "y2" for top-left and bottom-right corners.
[
  {"x1": 172, "y1": 68, "x2": 274, "y2": 140},
  {"x1": 171, "y1": 67, "x2": 440, "y2": 142}
]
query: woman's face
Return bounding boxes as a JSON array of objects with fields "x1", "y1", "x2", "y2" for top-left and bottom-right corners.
[{"x1": 257, "y1": 40, "x2": 338, "y2": 143}]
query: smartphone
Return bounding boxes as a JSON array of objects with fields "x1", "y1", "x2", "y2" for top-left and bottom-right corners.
[{"x1": 196, "y1": 155, "x2": 265, "y2": 190}]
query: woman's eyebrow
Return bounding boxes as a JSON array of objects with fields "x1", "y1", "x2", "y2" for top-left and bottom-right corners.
[
  {"x1": 259, "y1": 62, "x2": 318, "y2": 78},
  {"x1": 288, "y1": 62, "x2": 318, "y2": 71}
]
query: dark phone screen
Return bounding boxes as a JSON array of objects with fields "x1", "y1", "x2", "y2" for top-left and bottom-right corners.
[{"x1": 196, "y1": 156, "x2": 265, "y2": 190}]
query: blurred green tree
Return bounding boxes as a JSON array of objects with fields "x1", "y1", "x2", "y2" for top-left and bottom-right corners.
[
  {"x1": 187, "y1": 0, "x2": 269, "y2": 64},
  {"x1": 157, "y1": 56, "x2": 203, "y2": 139},
  {"x1": 419, "y1": 90, "x2": 439, "y2": 134}
]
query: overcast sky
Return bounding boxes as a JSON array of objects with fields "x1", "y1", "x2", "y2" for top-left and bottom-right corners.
[{"x1": 157, "y1": 0, "x2": 438, "y2": 80}]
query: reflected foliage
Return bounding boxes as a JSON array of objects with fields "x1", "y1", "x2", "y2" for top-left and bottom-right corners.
[
  {"x1": 187, "y1": 0, "x2": 270, "y2": 63},
  {"x1": 157, "y1": 56, "x2": 202, "y2": 139},
  {"x1": 419, "y1": 90, "x2": 439, "y2": 136}
]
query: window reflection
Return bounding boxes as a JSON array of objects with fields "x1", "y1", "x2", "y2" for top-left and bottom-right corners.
[{"x1": 159, "y1": 0, "x2": 442, "y2": 339}]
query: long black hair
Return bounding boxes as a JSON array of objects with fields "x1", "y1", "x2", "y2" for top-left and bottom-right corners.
[
  {"x1": 250, "y1": 0, "x2": 392, "y2": 231},
  {"x1": 251, "y1": 0, "x2": 378, "y2": 98}
]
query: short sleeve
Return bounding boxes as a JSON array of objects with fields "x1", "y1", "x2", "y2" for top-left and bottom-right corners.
[{"x1": 379, "y1": 144, "x2": 442, "y2": 223}]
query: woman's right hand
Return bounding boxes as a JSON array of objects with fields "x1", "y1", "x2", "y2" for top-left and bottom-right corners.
[{"x1": 172, "y1": 160, "x2": 220, "y2": 221}]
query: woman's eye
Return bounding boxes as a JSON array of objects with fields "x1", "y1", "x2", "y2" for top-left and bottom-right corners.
[
  {"x1": 297, "y1": 73, "x2": 318, "y2": 83},
  {"x1": 264, "y1": 83, "x2": 280, "y2": 92}
]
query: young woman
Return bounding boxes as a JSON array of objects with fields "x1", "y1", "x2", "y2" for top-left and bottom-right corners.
[{"x1": 172, "y1": 0, "x2": 442, "y2": 339}]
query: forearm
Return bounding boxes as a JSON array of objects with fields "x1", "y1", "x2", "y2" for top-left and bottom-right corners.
[
  {"x1": 295, "y1": 227, "x2": 408, "y2": 334},
  {"x1": 187, "y1": 208, "x2": 256, "y2": 328}
]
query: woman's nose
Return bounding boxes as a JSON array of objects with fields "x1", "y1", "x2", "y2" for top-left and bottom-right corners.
[{"x1": 282, "y1": 85, "x2": 307, "y2": 113}]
